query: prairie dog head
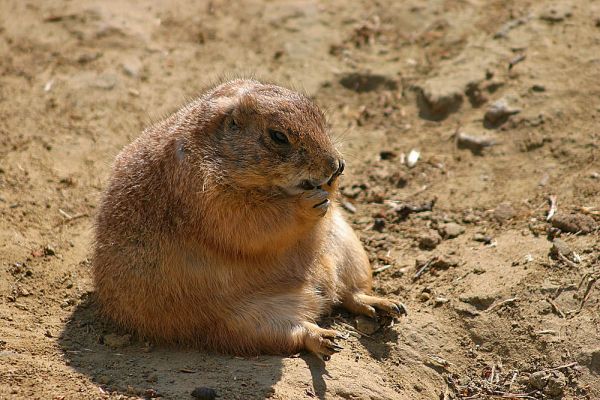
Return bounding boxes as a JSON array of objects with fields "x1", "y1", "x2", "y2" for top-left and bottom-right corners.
[{"x1": 184, "y1": 79, "x2": 344, "y2": 195}]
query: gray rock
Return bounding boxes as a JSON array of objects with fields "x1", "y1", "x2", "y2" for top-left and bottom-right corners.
[
  {"x1": 416, "y1": 80, "x2": 463, "y2": 120},
  {"x1": 122, "y1": 57, "x2": 143, "y2": 78},
  {"x1": 459, "y1": 293, "x2": 497, "y2": 310},
  {"x1": 543, "y1": 371, "x2": 566, "y2": 397},
  {"x1": 191, "y1": 387, "x2": 217, "y2": 400},
  {"x1": 493, "y1": 202, "x2": 516, "y2": 223},
  {"x1": 540, "y1": 5, "x2": 572, "y2": 22},
  {"x1": 354, "y1": 315, "x2": 380, "y2": 335},
  {"x1": 549, "y1": 238, "x2": 573, "y2": 260},
  {"x1": 484, "y1": 98, "x2": 521, "y2": 126},
  {"x1": 551, "y1": 213, "x2": 597, "y2": 234},
  {"x1": 528, "y1": 371, "x2": 549, "y2": 390},
  {"x1": 438, "y1": 222, "x2": 465, "y2": 239},
  {"x1": 418, "y1": 230, "x2": 442, "y2": 250},
  {"x1": 92, "y1": 73, "x2": 118, "y2": 90}
]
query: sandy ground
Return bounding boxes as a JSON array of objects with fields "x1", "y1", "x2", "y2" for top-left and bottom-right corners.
[{"x1": 1, "y1": 0, "x2": 599, "y2": 399}]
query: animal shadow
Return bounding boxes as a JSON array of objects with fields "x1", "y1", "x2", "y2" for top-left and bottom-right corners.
[{"x1": 58, "y1": 295, "x2": 284, "y2": 399}]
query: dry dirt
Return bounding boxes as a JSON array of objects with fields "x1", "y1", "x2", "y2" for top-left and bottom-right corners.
[{"x1": 1, "y1": 1, "x2": 600, "y2": 399}]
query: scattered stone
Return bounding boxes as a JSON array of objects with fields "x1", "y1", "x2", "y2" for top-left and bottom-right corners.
[
  {"x1": 551, "y1": 212, "x2": 597, "y2": 234},
  {"x1": 415, "y1": 80, "x2": 463, "y2": 120},
  {"x1": 473, "y1": 233, "x2": 493, "y2": 244},
  {"x1": 493, "y1": 202, "x2": 516, "y2": 223},
  {"x1": 459, "y1": 293, "x2": 497, "y2": 310},
  {"x1": 528, "y1": 371, "x2": 549, "y2": 390},
  {"x1": 576, "y1": 348, "x2": 600, "y2": 372},
  {"x1": 103, "y1": 333, "x2": 132, "y2": 348},
  {"x1": 452, "y1": 302, "x2": 481, "y2": 317},
  {"x1": 406, "y1": 149, "x2": 420, "y2": 168},
  {"x1": 341, "y1": 184, "x2": 366, "y2": 199},
  {"x1": 354, "y1": 315, "x2": 379, "y2": 335},
  {"x1": 434, "y1": 296, "x2": 449, "y2": 306},
  {"x1": 549, "y1": 238, "x2": 573, "y2": 260},
  {"x1": 462, "y1": 213, "x2": 481, "y2": 224},
  {"x1": 543, "y1": 371, "x2": 566, "y2": 397},
  {"x1": 121, "y1": 57, "x2": 143, "y2": 78},
  {"x1": 437, "y1": 222, "x2": 465, "y2": 239},
  {"x1": 418, "y1": 230, "x2": 442, "y2": 250},
  {"x1": 339, "y1": 72, "x2": 397, "y2": 93},
  {"x1": 484, "y1": 98, "x2": 521, "y2": 126},
  {"x1": 44, "y1": 245, "x2": 56, "y2": 256},
  {"x1": 456, "y1": 132, "x2": 497, "y2": 155},
  {"x1": 379, "y1": 150, "x2": 397, "y2": 160},
  {"x1": 392, "y1": 199, "x2": 436, "y2": 221},
  {"x1": 191, "y1": 387, "x2": 217, "y2": 400},
  {"x1": 540, "y1": 5, "x2": 572, "y2": 23},
  {"x1": 531, "y1": 84, "x2": 546, "y2": 92},
  {"x1": 372, "y1": 218, "x2": 386, "y2": 232},
  {"x1": 144, "y1": 388, "x2": 160, "y2": 398},
  {"x1": 92, "y1": 73, "x2": 118, "y2": 90},
  {"x1": 419, "y1": 292, "x2": 431, "y2": 302},
  {"x1": 77, "y1": 52, "x2": 102, "y2": 64}
]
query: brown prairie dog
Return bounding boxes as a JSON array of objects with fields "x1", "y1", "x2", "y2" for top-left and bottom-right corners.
[{"x1": 92, "y1": 79, "x2": 406, "y2": 360}]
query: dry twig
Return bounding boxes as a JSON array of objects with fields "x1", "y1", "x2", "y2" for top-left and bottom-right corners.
[{"x1": 546, "y1": 195, "x2": 557, "y2": 221}]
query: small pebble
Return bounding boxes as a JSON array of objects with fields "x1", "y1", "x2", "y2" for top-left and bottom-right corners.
[
  {"x1": 529, "y1": 371, "x2": 549, "y2": 390},
  {"x1": 552, "y1": 212, "x2": 597, "y2": 234},
  {"x1": 473, "y1": 233, "x2": 493, "y2": 244},
  {"x1": 438, "y1": 222, "x2": 465, "y2": 239},
  {"x1": 544, "y1": 371, "x2": 566, "y2": 397},
  {"x1": 354, "y1": 315, "x2": 379, "y2": 335},
  {"x1": 191, "y1": 387, "x2": 217, "y2": 400},
  {"x1": 44, "y1": 245, "x2": 56, "y2": 256},
  {"x1": 484, "y1": 98, "x2": 521, "y2": 125},
  {"x1": 549, "y1": 238, "x2": 575, "y2": 261},
  {"x1": 379, "y1": 150, "x2": 397, "y2": 160},
  {"x1": 372, "y1": 218, "x2": 386, "y2": 232},
  {"x1": 531, "y1": 84, "x2": 546, "y2": 92},
  {"x1": 418, "y1": 230, "x2": 442, "y2": 250},
  {"x1": 406, "y1": 149, "x2": 420, "y2": 168}
]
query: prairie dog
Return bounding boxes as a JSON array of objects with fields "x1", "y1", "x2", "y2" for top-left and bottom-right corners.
[{"x1": 93, "y1": 79, "x2": 405, "y2": 359}]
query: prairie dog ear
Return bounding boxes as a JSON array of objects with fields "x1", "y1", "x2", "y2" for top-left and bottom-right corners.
[{"x1": 208, "y1": 91, "x2": 258, "y2": 131}]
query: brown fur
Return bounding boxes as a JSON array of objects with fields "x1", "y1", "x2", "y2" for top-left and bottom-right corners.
[{"x1": 93, "y1": 79, "x2": 404, "y2": 358}]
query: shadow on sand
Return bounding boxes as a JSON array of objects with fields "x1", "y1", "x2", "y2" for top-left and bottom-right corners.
[{"x1": 58, "y1": 295, "x2": 285, "y2": 399}]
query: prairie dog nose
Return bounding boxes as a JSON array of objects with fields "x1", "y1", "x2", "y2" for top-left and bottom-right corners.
[
  {"x1": 327, "y1": 159, "x2": 345, "y2": 185},
  {"x1": 299, "y1": 159, "x2": 346, "y2": 190}
]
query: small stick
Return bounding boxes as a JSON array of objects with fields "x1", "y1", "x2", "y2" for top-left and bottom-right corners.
[
  {"x1": 536, "y1": 330, "x2": 557, "y2": 335},
  {"x1": 59, "y1": 209, "x2": 73, "y2": 219},
  {"x1": 508, "y1": 54, "x2": 526, "y2": 70},
  {"x1": 54, "y1": 212, "x2": 89, "y2": 227},
  {"x1": 579, "y1": 275, "x2": 598, "y2": 311},
  {"x1": 486, "y1": 297, "x2": 518, "y2": 313},
  {"x1": 489, "y1": 364, "x2": 496, "y2": 383},
  {"x1": 507, "y1": 371, "x2": 518, "y2": 390},
  {"x1": 414, "y1": 256, "x2": 438, "y2": 280},
  {"x1": 542, "y1": 361, "x2": 578, "y2": 372},
  {"x1": 557, "y1": 252, "x2": 577, "y2": 268},
  {"x1": 372, "y1": 265, "x2": 392, "y2": 274},
  {"x1": 334, "y1": 321, "x2": 374, "y2": 339},
  {"x1": 546, "y1": 195, "x2": 557, "y2": 221},
  {"x1": 546, "y1": 298, "x2": 565, "y2": 318}
]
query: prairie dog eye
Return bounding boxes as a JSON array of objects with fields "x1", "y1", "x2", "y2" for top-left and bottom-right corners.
[
  {"x1": 229, "y1": 118, "x2": 240, "y2": 130},
  {"x1": 269, "y1": 129, "x2": 289, "y2": 145}
]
